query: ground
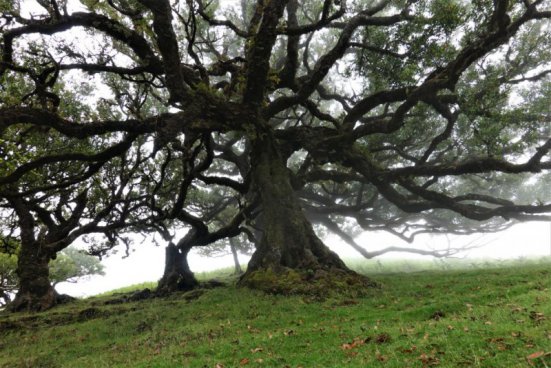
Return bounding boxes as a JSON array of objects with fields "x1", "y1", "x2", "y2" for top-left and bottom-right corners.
[{"x1": 1, "y1": 258, "x2": 550, "y2": 367}]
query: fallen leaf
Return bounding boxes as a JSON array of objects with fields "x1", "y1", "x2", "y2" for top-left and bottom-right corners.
[
  {"x1": 488, "y1": 338, "x2": 510, "y2": 351},
  {"x1": 375, "y1": 351, "x2": 388, "y2": 362},
  {"x1": 215, "y1": 364, "x2": 225, "y2": 368},
  {"x1": 526, "y1": 351, "x2": 549, "y2": 360},
  {"x1": 251, "y1": 347, "x2": 263, "y2": 353},
  {"x1": 247, "y1": 325, "x2": 260, "y2": 333},
  {"x1": 529, "y1": 311, "x2": 546, "y2": 323},
  {"x1": 419, "y1": 353, "x2": 441, "y2": 366},
  {"x1": 402, "y1": 345, "x2": 417, "y2": 354},
  {"x1": 341, "y1": 343, "x2": 354, "y2": 350},
  {"x1": 526, "y1": 351, "x2": 549, "y2": 366},
  {"x1": 341, "y1": 337, "x2": 367, "y2": 350},
  {"x1": 284, "y1": 329, "x2": 294, "y2": 336},
  {"x1": 484, "y1": 321, "x2": 492, "y2": 325},
  {"x1": 239, "y1": 358, "x2": 250, "y2": 366},
  {"x1": 254, "y1": 359, "x2": 264, "y2": 363}
]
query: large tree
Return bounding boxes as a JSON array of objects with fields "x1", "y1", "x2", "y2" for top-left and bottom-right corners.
[
  {"x1": 0, "y1": 118, "x2": 153, "y2": 311},
  {"x1": 1, "y1": 0, "x2": 551, "y2": 298}
]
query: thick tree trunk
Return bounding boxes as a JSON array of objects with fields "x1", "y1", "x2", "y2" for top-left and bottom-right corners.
[
  {"x1": 239, "y1": 136, "x2": 375, "y2": 294},
  {"x1": 156, "y1": 243, "x2": 199, "y2": 294},
  {"x1": 8, "y1": 242, "x2": 57, "y2": 312}
]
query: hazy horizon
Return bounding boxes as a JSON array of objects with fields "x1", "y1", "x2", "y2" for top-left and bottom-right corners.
[{"x1": 56, "y1": 221, "x2": 551, "y2": 297}]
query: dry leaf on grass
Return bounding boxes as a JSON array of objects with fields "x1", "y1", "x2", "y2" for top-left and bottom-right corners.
[{"x1": 526, "y1": 351, "x2": 551, "y2": 366}]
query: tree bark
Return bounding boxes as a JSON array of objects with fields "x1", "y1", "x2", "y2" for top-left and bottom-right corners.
[
  {"x1": 156, "y1": 242, "x2": 198, "y2": 294},
  {"x1": 239, "y1": 135, "x2": 373, "y2": 293},
  {"x1": 7, "y1": 198, "x2": 61, "y2": 312},
  {"x1": 8, "y1": 241, "x2": 58, "y2": 312}
]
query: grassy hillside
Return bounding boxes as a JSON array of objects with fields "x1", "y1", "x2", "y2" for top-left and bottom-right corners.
[{"x1": 1, "y1": 259, "x2": 550, "y2": 367}]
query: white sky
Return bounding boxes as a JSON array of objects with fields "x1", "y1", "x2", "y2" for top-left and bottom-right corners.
[{"x1": 57, "y1": 221, "x2": 551, "y2": 297}]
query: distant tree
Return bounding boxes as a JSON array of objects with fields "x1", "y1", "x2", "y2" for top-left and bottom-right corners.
[
  {"x1": 197, "y1": 234, "x2": 254, "y2": 275},
  {"x1": 49, "y1": 247, "x2": 105, "y2": 287}
]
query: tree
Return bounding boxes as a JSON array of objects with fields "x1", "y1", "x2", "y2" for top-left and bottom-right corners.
[
  {"x1": 49, "y1": 246, "x2": 105, "y2": 287},
  {"x1": 197, "y1": 234, "x2": 254, "y2": 275},
  {"x1": 0, "y1": 245, "x2": 105, "y2": 306},
  {"x1": 0, "y1": 126, "x2": 153, "y2": 310},
  {"x1": 1, "y1": 0, "x2": 550, "y2": 298}
]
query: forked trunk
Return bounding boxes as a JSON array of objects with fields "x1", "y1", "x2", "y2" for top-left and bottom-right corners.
[
  {"x1": 8, "y1": 242, "x2": 57, "y2": 312},
  {"x1": 157, "y1": 243, "x2": 198, "y2": 294},
  {"x1": 239, "y1": 136, "x2": 375, "y2": 294}
]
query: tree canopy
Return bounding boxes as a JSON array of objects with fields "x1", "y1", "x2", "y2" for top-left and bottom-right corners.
[{"x1": 1, "y1": 0, "x2": 550, "y2": 311}]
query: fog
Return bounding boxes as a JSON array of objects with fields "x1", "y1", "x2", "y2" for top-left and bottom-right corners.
[{"x1": 57, "y1": 221, "x2": 551, "y2": 297}]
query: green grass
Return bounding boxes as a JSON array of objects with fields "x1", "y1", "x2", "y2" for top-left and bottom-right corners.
[
  {"x1": 94, "y1": 282, "x2": 159, "y2": 297},
  {"x1": 1, "y1": 259, "x2": 551, "y2": 367}
]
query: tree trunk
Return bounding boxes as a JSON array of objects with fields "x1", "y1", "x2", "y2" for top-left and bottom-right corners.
[
  {"x1": 8, "y1": 242, "x2": 58, "y2": 312},
  {"x1": 156, "y1": 242, "x2": 199, "y2": 294},
  {"x1": 229, "y1": 238, "x2": 243, "y2": 275},
  {"x1": 239, "y1": 136, "x2": 375, "y2": 294}
]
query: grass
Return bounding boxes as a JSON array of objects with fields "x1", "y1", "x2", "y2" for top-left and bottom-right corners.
[
  {"x1": 1, "y1": 258, "x2": 550, "y2": 367},
  {"x1": 94, "y1": 282, "x2": 159, "y2": 297}
]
